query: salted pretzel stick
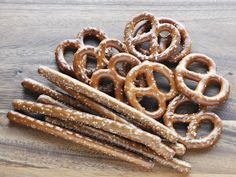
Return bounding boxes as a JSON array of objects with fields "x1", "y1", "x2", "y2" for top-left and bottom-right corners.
[
  {"x1": 22, "y1": 78, "x2": 130, "y2": 125},
  {"x1": 13, "y1": 99, "x2": 175, "y2": 159},
  {"x1": 7, "y1": 111, "x2": 154, "y2": 169},
  {"x1": 38, "y1": 95, "x2": 189, "y2": 172},
  {"x1": 38, "y1": 66, "x2": 178, "y2": 143},
  {"x1": 39, "y1": 94, "x2": 186, "y2": 156},
  {"x1": 47, "y1": 117, "x2": 190, "y2": 173}
]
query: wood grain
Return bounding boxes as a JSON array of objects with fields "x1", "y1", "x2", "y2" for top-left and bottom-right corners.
[{"x1": 0, "y1": 0, "x2": 236, "y2": 176}]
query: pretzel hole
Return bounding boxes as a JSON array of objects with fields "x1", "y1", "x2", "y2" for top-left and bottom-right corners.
[
  {"x1": 187, "y1": 62, "x2": 209, "y2": 74},
  {"x1": 138, "y1": 96, "x2": 159, "y2": 112},
  {"x1": 64, "y1": 47, "x2": 78, "y2": 66},
  {"x1": 184, "y1": 78, "x2": 198, "y2": 90},
  {"x1": 83, "y1": 35, "x2": 101, "y2": 47},
  {"x1": 196, "y1": 120, "x2": 213, "y2": 138},
  {"x1": 85, "y1": 55, "x2": 97, "y2": 77},
  {"x1": 173, "y1": 122, "x2": 188, "y2": 137},
  {"x1": 98, "y1": 78, "x2": 115, "y2": 97},
  {"x1": 203, "y1": 80, "x2": 221, "y2": 97},
  {"x1": 135, "y1": 42, "x2": 150, "y2": 55},
  {"x1": 153, "y1": 71, "x2": 170, "y2": 93},
  {"x1": 134, "y1": 73, "x2": 148, "y2": 87},
  {"x1": 158, "y1": 31, "x2": 171, "y2": 51},
  {"x1": 133, "y1": 20, "x2": 152, "y2": 37},
  {"x1": 175, "y1": 101, "x2": 200, "y2": 114},
  {"x1": 115, "y1": 62, "x2": 136, "y2": 77}
]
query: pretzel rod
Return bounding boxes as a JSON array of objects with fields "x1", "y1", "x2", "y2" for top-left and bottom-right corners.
[
  {"x1": 46, "y1": 117, "x2": 190, "y2": 173},
  {"x1": 162, "y1": 141, "x2": 186, "y2": 156},
  {"x1": 38, "y1": 95, "x2": 68, "y2": 108},
  {"x1": 13, "y1": 99, "x2": 175, "y2": 159},
  {"x1": 38, "y1": 66, "x2": 178, "y2": 143},
  {"x1": 7, "y1": 111, "x2": 154, "y2": 169},
  {"x1": 22, "y1": 78, "x2": 130, "y2": 125}
]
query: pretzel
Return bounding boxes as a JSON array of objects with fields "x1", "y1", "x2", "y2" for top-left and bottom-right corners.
[
  {"x1": 73, "y1": 39, "x2": 127, "y2": 84},
  {"x1": 22, "y1": 78, "x2": 129, "y2": 125},
  {"x1": 124, "y1": 12, "x2": 180, "y2": 62},
  {"x1": 90, "y1": 53, "x2": 141, "y2": 102},
  {"x1": 76, "y1": 27, "x2": 108, "y2": 47},
  {"x1": 125, "y1": 61, "x2": 177, "y2": 119},
  {"x1": 38, "y1": 66, "x2": 178, "y2": 143},
  {"x1": 38, "y1": 96, "x2": 189, "y2": 172},
  {"x1": 133, "y1": 17, "x2": 191, "y2": 63},
  {"x1": 55, "y1": 39, "x2": 81, "y2": 77},
  {"x1": 7, "y1": 111, "x2": 154, "y2": 169},
  {"x1": 163, "y1": 95, "x2": 223, "y2": 149},
  {"x1": 175, "y1": 53, "x2": 230, "y2": 106},
  {"x1": 47, "y1": 118, "x2": 190, "y2": 173},
  {"x1": 13, "y1": 99, "x2": 175, "y2": 159}
]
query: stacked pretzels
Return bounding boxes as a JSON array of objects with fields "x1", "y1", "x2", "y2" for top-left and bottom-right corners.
[{"x1": 7, "y1": 12, "x2": 230, "y2": 173}]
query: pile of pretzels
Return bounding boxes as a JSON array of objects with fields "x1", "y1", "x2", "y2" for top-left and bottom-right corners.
[{"x1": 7, "y1": 12, "x2": 230, "y2": 173}]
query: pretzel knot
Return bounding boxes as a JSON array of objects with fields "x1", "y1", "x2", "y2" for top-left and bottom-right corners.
[
  {"x1": 124, "y1": 12, "x2": 181, "y2": 62},
  {"x1": 134, "y1": 17, "x2": 191, "y2": 63},
  {"x1": 125, "y1": 61, "x2": 177, "y2": 119},
  {"x1": 163, "y1": 95, "x2": 223, "y2": 149},
  {"x1": 90, "y1": 53, "x2": 141, "y2": 102},
  {"x1": 73, "y1": 39, "x2": 128, "y2": 84},
  {"x1": 175, "y1": 53, "x2": 230, "y2": 106},
  {"x1": 55, "y1": 39, "x2": 81, "y2": 77}
]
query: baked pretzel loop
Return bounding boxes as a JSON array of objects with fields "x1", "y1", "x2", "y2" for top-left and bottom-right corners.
[
  {"x1": 73, "y1": 39, "x2": 127, "y2": 84},
  {"x1": 124, "y1": 12, "x2": 180, "y2": 62},
  {"x1": 175, "y1": 53, "x2": 230, "y2": 106},
  {"x1": 134, "y1": 18, "x2": 191, "y2": 63},
  {"x1": 76, "y1": 27, "x2": 107, "y2": 47},
  {"x1": 90, "y1": 53, "x2": 141, "y2": 101},
  {"x1": 55, "y1": 39, "x2": 81, "y2": 77},
  {"x1": 163, "y1": 95, "x2": 223, "y2": 149},
  {"x1": 125, "y1": 61, "x2": 177, "y2": 119}
]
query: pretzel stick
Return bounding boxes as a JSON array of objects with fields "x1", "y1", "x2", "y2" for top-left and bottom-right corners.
[
  {"x1": 22, "y1": 78, "x2": 130, "y2": 125},
  {"x1": 13, "y1": 99, "x2": 175, "y2": 159},
  {"x1": 38, "y1": 95, "x2": 189, "y2": 172},
  {"x1": 46, "y1": 117, "x2": 190, "y2": 173},
  {"x1": 38, "y1": 94, "x2": 186, "y2": 156},
  {"x1": 38, "y1": 66, "x2": 178, "y2": 143},
  {"x1": 7, "y1": 111, "x2": 154, "y2": 169}
]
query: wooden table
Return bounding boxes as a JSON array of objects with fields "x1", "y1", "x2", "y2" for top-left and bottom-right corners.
[{"x1": 0, "y1": 0, "x2": 236, "y2": 176}]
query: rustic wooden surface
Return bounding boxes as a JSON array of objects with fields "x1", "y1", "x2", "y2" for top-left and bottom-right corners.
[{"x1": 0, "y1": 0, "x2": 236, "y2": 176}]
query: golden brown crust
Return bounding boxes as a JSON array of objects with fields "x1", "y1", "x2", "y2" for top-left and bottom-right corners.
[
  {"x1": 55, "y1": 39, "x2": 81, "y2": 77},
  {"x1": 12, "y1": 99, "x2": 175, "y2": 159},
  {"x1": 7, "y1": 111, "x2": 154, "y2": 169},
  {"x1": 125, "y1": 61, "x2": 177, "y2": 119},
  {"x1": 163, "y1": 95, "x2": 223, "y2": 149},
  {"x1": 38, "y1": 66, "x2": 178, "y2": 143},
  {"x1": 73, "y1": 39, "x2": 127, "y2": 84},
  {"x1": 175, "y1": 53, "x2": 230, "y2": 106},
  {"x1": 90, "y1": 53, "x2": 141, "y2": 102},
  {"x1": 124, "y1": 12, "x2": 180, "y2": 62}
]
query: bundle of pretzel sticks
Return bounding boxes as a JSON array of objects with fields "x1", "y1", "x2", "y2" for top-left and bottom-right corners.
[{"x1": 7, "y1": 12, "x2": 230, "y2": 173}]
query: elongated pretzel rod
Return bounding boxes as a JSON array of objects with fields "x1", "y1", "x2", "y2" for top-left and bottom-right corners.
[
  {"x1": 13, "y1": 99, "x2": 175, "y2": 159},
  {"x1": 38, "y1": 96, "x2": 189, "y2": 172},
  {"x1": 7, "y1": 111, "x2": 154, "y2": 169},
  {"x1": 22, "y1": 78, "x2": 130, "y2": 125},
  {"x1": 38, "y1": 95, "x2": 189, "y2": 172},
  {"x1": 38, "y1": 66, "x2": 178, "y2": 143},
  {"x1": 38, "y1": 94, "x2": 185, "y2": 156},
  {"x1": 47, "y1": 117, "x2": 190, "y2": 173}
]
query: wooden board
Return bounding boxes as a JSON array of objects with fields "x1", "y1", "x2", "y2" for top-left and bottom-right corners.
[{"x1": 0, "y1": 0, "x2": 236, "y2": 176}]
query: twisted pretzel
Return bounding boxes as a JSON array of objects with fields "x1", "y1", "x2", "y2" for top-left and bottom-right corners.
[
  {"x1": 90, "y1": 53, "x2": 141, "y2": 102},
  {"x1": 163, "y1": 95, "x2": 223, "y2": 149},
  {"x1": 125, "y1": 61, "x2": 177, "y2": 119},
  {"x1": 124, "y1": 12, "x2": 180, "y2": 62},
  {"x1": 55, "y1": 39, "x2": 81, "y2": 77},
  {"x1": 134, "y1": 17, "x2": 191, "y2": 63},
  {"x1": 73, "y1": 39, "x2": 127, "y2": 84},
  {"x1": 175, "y1": 53, "x2": 230, "y2": 106}
]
